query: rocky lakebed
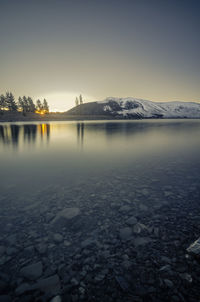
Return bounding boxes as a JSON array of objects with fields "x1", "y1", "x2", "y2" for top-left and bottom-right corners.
[{"x1": 0, "y1": 168, "x2": 200, "y2": 302}]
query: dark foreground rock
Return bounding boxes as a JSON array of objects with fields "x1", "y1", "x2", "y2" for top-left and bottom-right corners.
[
  {"x1": 0, "y1": 171, "x2": 200, "y2": 302},
  {"x1": 186, "y1": 238, "x2": 200, "y2": 256},
  {"x1": 20, "y1": 262, "x2": 43, "y2": 280}
]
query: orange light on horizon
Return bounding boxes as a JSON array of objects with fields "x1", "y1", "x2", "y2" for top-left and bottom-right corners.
[{"x1": 35, "y1": 110, "x2": 47, "y2": 115}]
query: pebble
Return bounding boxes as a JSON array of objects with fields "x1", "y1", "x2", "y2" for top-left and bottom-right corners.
[
  {"x1": 125, "y1": 216, "x2": 137, "y2": 226},
  {"x1": 50, "y1": 296, "x2": 62, "y2": 302},
  {"x1": 119, "y1": 227, "x2": 132, "y2": 241},
  {"x1": 53, "y1": 233, "x2": 63, "y2": 243},
  {"x1": 20, "y1": 261, "x2": 43, "y2": 280},
  {"x1": 187, "y1": 237, "x2": 200, "y2": 256}
]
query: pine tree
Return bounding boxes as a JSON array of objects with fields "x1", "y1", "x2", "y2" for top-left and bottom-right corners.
[
  {"x1": 75, "y1": 97, "x2": 79, "y2": 106},
  {"x1": 79, "y1": 94, "x2": 83, "y2": 105},
  {"x1": 22, "y1": 96, "x2": 29, "y2": 112},
  {"x1": 36, "y1": 99, "x2": 42, "y2": 112},
  {"x1": 0, "y1": 94, "x2": 6, "y2": 112},
  {"x1": 18, "y1": 96, "x2": 25, "y2": 113},
  {"x1": 27, "y1": 97, "x2": 36, "y2": 112},
  {"x1": 6, "y1": 92, "x2": 17, "y2": 111},
  {"x1": 43, "y1": 99, "x2": 49, "y2": 113}
]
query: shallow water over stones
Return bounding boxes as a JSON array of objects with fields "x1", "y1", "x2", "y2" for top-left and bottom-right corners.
[{"x1": 0, "y1": 120, "x2": 200, "y2": 301}]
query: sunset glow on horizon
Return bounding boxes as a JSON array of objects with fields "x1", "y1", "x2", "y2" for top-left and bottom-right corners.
[{"x1": 0, "y1": 0, "x2": 199, "y2": 111}]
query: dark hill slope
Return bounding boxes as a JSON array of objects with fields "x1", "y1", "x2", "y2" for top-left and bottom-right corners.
[{"x1": 66, "y1": 102, "x2": 112, "y2": 116}]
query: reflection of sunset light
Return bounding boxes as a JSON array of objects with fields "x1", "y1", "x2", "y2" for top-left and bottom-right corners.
[
  {"x1": 41, "y1": 124, "x2": 46, "y2": 135},
  {"x1": 0, "y1": 108, "x2": 9, "y2": 111},
  {"x1": 35, "y1": 110, "x2": 46, "y2": 115}
]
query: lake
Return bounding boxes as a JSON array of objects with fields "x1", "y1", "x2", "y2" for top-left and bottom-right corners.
[
  {"x1": 0, "y1": 120, "x2": 200, "y2": 301},
  {"x1": 0, "y1": 120, "x2": 200, "y2": 197}
]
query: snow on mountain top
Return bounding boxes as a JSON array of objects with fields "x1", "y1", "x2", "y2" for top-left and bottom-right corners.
[{"x1": 97, "y1": 97, "x2": 200, "y2": 118}]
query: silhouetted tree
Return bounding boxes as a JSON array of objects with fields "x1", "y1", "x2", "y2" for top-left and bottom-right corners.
[
  {"x1": 27, "y1": 97, "x2": 36, "y2": 112},
  {"x1": 5, "y1": 92, "x2": 17, "y2": 111},
  {"x1": 18, "y1": 97, "x2": 25, "y2": 113},
  {"x1": 22, "y1": 96, "x2": 29, "y2": 112},
  {"x1": 79, "y1": 94, "x2": 83, "y2": 105},
  {"x1": 43, "y1": 99, "x2": 49, "y2": 113},
  {"x1": 0, "y1": 94, "x2": 6, "y2": 113},
  {"x1": 75, "y1": 97, "x2": 79, "y2": 106},
  {"x1": 36, "y1": 99, "x2": 42, "y2": 112},
  {"x1": 0, "y1": 92, "x2": 49, "y2": 113}
]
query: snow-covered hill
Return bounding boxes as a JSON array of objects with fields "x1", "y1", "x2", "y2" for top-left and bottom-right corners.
[{"x1": 98, "y1": 97, "x2": 200, "y2": 118}]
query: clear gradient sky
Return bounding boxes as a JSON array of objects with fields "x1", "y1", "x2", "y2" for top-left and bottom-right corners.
[{"x1": 0, "y1": 0, "x2": 199, "y2": 111}]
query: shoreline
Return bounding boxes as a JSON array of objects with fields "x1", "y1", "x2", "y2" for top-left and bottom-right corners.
[{"x1": 0, "y1": 112, "x2": 200, "y2": 123}]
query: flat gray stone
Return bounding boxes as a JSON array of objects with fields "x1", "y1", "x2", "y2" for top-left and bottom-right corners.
[
  {"x1": 133, "y1": 237, "x2": 152, "y2": 247},
  {"x1": 81, "y1": 238, "x2": 95, "y2": 248},
  {"x1": 15, "y1": 283, "x2": 31, "y2": 295},
  {"x1": 64, "y1": 240, "x2": 71, "y2": 247},
  {"x1": 126, "y1": 216, "x2": 137, "y2": 226},
  {"x1": 53, "y1": 233, "x2": 63, "y2": 243},
  {"x1": 20, "y1": 261, "x2": 43, "y2": 280},
  {"x1": 35, "y1": 243, "x2": 47, "y2": 254},
  {"x1": 52, "y1": 208, "x2": 80, "y2": 226},
  {"x1": 119, "y1": 227, "x2": 132, "y2": 241},
  {"x1": 6, "y1": 235, "x2": 17, "y2": 246},
  {"x1": 33, "y1": 274, "x2": 61, "y2": 297},
  {"x1": 119, "y1": 205, "x2": 132, "y2": 213}
]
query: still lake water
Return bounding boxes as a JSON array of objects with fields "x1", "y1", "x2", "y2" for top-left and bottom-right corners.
[
  {"x1": 1, "y1": 120, "x2": 200, "y2": 301},
  {"x1": 0, "y1": 119, "x2": 200, "y2": 208}
]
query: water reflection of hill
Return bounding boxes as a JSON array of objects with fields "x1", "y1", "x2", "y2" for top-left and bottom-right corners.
[
  {"x1": 1, "y1": 120, "x2": 200, "y2": 150},
  {"x1": 81, "y1": 120, "x2": 200, "y2": 137},
  {"x1": 0, "y1": 124, "x2": 50, "y2": 148}
]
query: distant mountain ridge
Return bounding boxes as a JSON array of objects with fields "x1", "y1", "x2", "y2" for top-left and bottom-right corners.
[{"x1": 66, "y1": 97, "x2": 200, "y2": 119}]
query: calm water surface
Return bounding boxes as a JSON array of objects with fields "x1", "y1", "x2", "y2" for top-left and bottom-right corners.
[
  {"x1": 0, "y1": 120, "x2": 200, "y2": 206},
  {"x1": 1, "y1": 120, "x2": 200, "y2": 301}
]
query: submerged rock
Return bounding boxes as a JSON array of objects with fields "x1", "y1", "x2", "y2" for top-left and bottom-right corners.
[
  {"x1": 133, "y1": 237, "x2": 152, "y2": 247},
  {"x1": 15, "y1": 283, "x2": 31, "y2": 295},
  {"x1": 119, "y1": 227, "x2": 132, "y2": 241},
  {"x1": 20, "y1": 261, "x2": 43, "y2": 280},
  {"x1": 33, "y1": 274, "x2": 61, "y2": 297},
  {"x1": 81, "y1": 238, "x2": 96, "y2": 248},
  {"x1": 51, "y1": 208, "x2": 80, "y2": 226},
  {"x1": 35, "y1": 243, "x2": 47, "y2": 254},
  {"x1": 179, "y1": 273, "x2": 192, "y2": 283},
  {"x1": 50, "y1": 295, "x2": 62, "y2": 302},
  {"x1": 119, "y1": 205, "x2": 132, "y2": 213},
  {"x1": 125, "y1": 216, "x2": 137, "y2": 226},
  {"x1": 163, "y1": 279, "x2": 174, "y2": 288},
  {"x1": 53, "y1": 233, "x2": 63, "y2": 243},
  {"x1": 133, "y1": 223, "x2": 148, "y2": 234},
  {"x1": 186, "y1": 238, "x2": 200, "y2": 256}
]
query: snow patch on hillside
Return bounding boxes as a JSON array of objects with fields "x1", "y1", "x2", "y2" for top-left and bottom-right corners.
[{"x1": 98, "y1": 97, "x2": 200, "y2": 118}]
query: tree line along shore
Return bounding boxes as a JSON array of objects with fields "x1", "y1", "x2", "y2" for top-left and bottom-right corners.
[
  {"x1": 0, "y1": 93, "x2": 113, "y2": 122},
  {"x1": 0, "y1": 92, "x2": 49, "y2": 115}
]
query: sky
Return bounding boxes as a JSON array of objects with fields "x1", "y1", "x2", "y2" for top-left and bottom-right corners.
[{"x1": 0, "y1": 0, "x2": 199, "y2": 111}]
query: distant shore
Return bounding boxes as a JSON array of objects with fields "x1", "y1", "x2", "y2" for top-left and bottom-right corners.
[
  {"x1": 0, "y1": 112, "x2": 118, "y2": 122},
  {"x1": 0, "y1": 112, "x2": 199, "y2": 122}
]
